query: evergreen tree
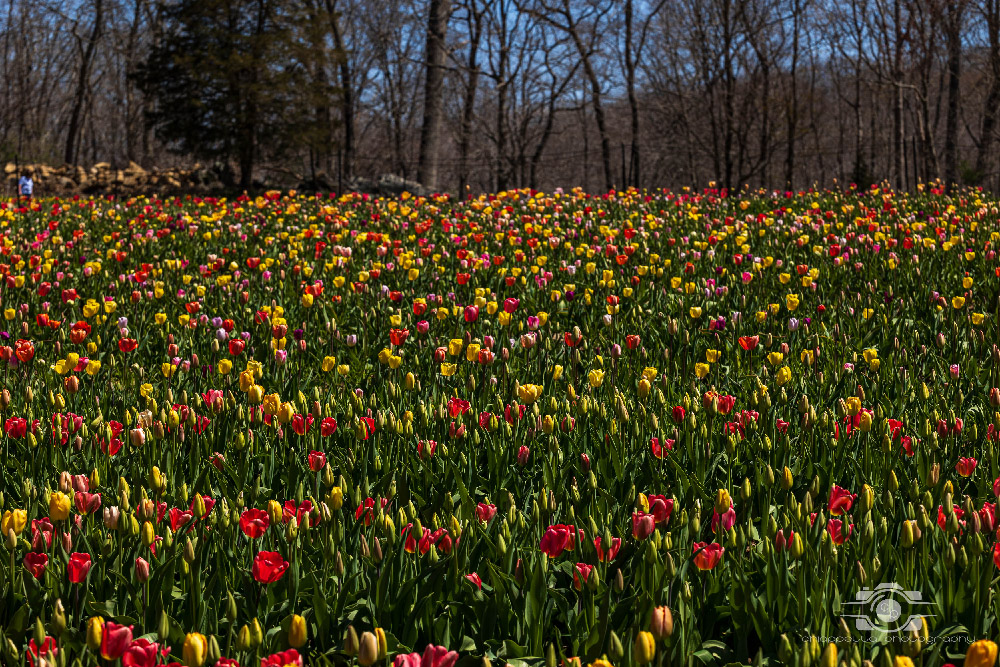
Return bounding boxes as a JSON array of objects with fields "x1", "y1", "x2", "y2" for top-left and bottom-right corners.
[{"x1": 137, "y1": 0, "x2": 337, "y2": 189}]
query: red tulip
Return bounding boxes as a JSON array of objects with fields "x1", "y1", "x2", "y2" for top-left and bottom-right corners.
[
  {"x1": 475, "y1": 503, "x2": 497, "y2": 524},
  {"x1": 774, "y1": 529, "x2": 794, "y2": 552},
  {"x1": 262, "y1": 649, "x2": 303, "y2": 667},
  {"x1": 573, "y1": 562, "x2": 593, "y2": 590},
  {"x1": 252, "y1": 551, "x2": 289, "y2": 584},
  {"x1": 517, "y1": 445, "x2": 531, "y2": 466},
  {"x1": 625, "y1": 334, "x2": 640, "y2": 350},
  {"x1": 75, "y1": 491, "x2": 102, "y2": 515},
  {"x1": 980, "y1": 502, "x2": 996, "y2": 532},
  {"x1": 122, "y1": 637, "x2": 159, "y2": 667},
  {"x1": 632, "y1": 512, "x2": 655, "y2": 540},
  {"x1": 711, "y1": 504, "x2": 736, "y2": 533},
  {"x1": 464, "y1": 305, "x2": 479, "y2": 322},
  {"x1": 70, "y1": 320, "x2": 91, "y2": 343},
  {"x1": 692, "y1": 542, "x2": 725, "y2": 570},
  {"x1": 23, "y1": 552, "x2": 48, "y2": 578},
  {"x1": 15, "y1": 339, "x2": 34, "y2": 362},
  {"x1": 650, "y1": 437, "x2": 674, "y2": 458},
  {"x1": 956, "y1": 457, "x2": 978, "y2": 478},
  {"x1": 240, "y1": 509, "x2": 270, "y2": 539},
  {"x1": 937, "y1": 505, "x2": 966, "y2": 531},
  {"x1": 291, "y1": 413, "x2": 313, "y2": 436},
  {"x1": 827, "y1": 518, "x2": 852, "y2": 545},
  {"x1": 283, "y1": 500, "x2": 319, "y2": 527},
  {"x1": 447, "y1": 397, "x2": 471, "y2": 418},
  {"x1": 359, "y1": 416, "x2": 375, "y2": 440},
  {"x1": 594, "y1": 536, "x2": 621, "y2": 562},
  {"x1": 648, "y1": 495, "x2": 675, "y2": 524},
  {"x1": 827, "y1": 484, "x2": 856, "y2": 516},
  {"x1": 418, "y1": 439, "x2": 437, "y2": 459},
  {"x1": 4, "y1": 417, "x2": 27, "y2": 439},
  {"x1": 100, "y1": 621, "x2": 133, "y2": 660},
  {"x1": 168, "y1": 508, "x2": 194, "y2": 532},
  {"x1": 390, "y1": 328, "x2": 409, "y2": 346},
  {"x1": 27, "y1": 637, "x2": 57, "y2": 666},
  {"x1": 135, "y1": 557, "x2": 151, "y2": 582},
  {"x1": 321, "y1": 417, "x2": 338, "y2": 436},
  {"x1": 465, "y1": 572, "x2": 483, "y2": 589},
  {"x1": 671, "y1": 406, "x2": 686, "y2": 424},
  {"x1": 67, "y1": 552, "x2": 92, "y2": 582},
  {"x1": 308, "y1": 450, "x2": 326, "y2": 471},
  {"x1": 738, "y1": 335, "x2": 759, "y2": 351},
  {"x1": 394, "y1": 646, "x2": 458, "y2": 667},
  {"x1": 118, "y1": 338, "x2": 138, "y2": 353},
  {"x1": 540, "y1": 524, "x2": 577, "y2": 557},
  {"x1": 228, "y1": 339, "x2": 246, "y2": 356}
]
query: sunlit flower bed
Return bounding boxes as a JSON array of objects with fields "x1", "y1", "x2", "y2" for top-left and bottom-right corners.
[{"x1": 1, "y1": 185, "x2": 999, "y2": 667}]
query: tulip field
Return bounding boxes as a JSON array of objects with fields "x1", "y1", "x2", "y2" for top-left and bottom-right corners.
[{"x1": 3, "y1": 184, "x2": 1000, "y2": 667}]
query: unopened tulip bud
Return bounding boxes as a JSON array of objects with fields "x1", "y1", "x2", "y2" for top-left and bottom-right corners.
[
  {"x1": 250, "y1": 618, "x2": 263, "y2": 648},
  {"x1": 358, "y1": 632, "x2": 378, "y2": 667},
  {"x1": 633, "y1": 631, "x2": 656, "y2": 665},
  {"x1": 87, "y1": 615, "x2": 105, "y2": 651},
  {"x1": 237, "y1": 625, "x2": 251, "y2": 652},
  {"x1": 650, "y1": 606, "x2": 674, "y2": 639},
  {"x1": 135, "y1": 556, "x2": 151, "y2": 582},
  {"x1": 781, "y1": 466, "x2": 793, "y2": 491},
  {"x1": 289, "y1": 613, "x2": 307, "y2": 648},
  {"x1": 157, "y1": 612, "x2": 170, "y2": 642},
  {"x1": 51, "y1": 599, "x2": 66, "y2": 636},
  {"x1": 141, "y1": 521, "x2": 154, "y2": 547}
]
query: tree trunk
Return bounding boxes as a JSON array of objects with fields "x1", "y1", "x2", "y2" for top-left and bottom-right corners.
[
  {"x1": 417, "y1": 0, "x2": 451, "y2": 190},
  {"x1": 624, "y1": 0, "x2": 639, "y2": 187},
  {"x1": 784, "y1": 0, "x2": 800, "y2": 188},
  {"x1": 326, "y1": 0, "x2": 354, "y2": 180},
  {"x1": 944, "y1": 1, "x2": 964, "y2": 188},
  {"x1": 975, "y1": 13, "x2": 1000, "y2": 180},
  {"x1": 458, "y1": 4, "x2": 483, "y2": 195},
  {"x1": 65, "y1": 0, "x2": 104, "y2": 165}
]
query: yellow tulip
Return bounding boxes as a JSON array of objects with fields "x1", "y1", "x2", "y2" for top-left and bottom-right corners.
[
  {"x1": 289, "y1": 614, "x2": 307, "y2": 648},
  {"x1": 517, "y1": 384, "x2": 542, "y2": 404},
  {"x1": 1, "y1": 509, "x2": 26, "y2": 536},
  {"x1": 49, "y1": 492, "x2": 71, "y2": 521},
  {"x1": 182, "y1": 633, "x2": 207, "y2": 667},
  {"x1": 262, "y1": 394, "x2": 281, "y2": 415},
  {"x1": 633, "y1": 631, "x2": 655, "y2": 665},
  {"x1": 966, "y1": 641, "x2": 998, "y2": 667}
]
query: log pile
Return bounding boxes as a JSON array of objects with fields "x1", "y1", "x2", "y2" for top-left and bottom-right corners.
[{"x1": 4, "y1": 162, "x2": 226, "y2": 196}]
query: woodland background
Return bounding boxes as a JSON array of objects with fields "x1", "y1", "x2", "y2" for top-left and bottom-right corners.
[{"x1": 2, "y1": 0, "x2": 998, "y2": 194}]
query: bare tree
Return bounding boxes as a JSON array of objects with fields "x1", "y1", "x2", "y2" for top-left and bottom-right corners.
[{"x1": 417, "y1": 0, "x2": 452, "y2": 189}]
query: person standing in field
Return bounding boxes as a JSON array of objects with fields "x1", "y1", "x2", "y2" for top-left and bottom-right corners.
[{"x1": 17, "y1": 170, "x2": 33, "y2": 199}]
